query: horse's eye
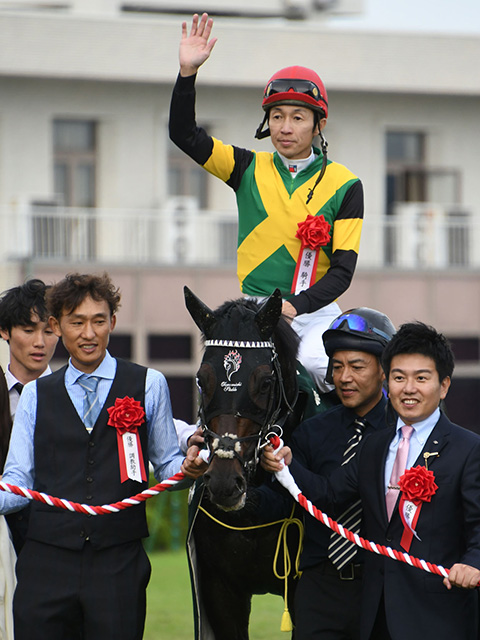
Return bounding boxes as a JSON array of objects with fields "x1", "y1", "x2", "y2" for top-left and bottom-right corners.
[{"x1": 259, "y1": 376, "x2": 274, "y2": 394}]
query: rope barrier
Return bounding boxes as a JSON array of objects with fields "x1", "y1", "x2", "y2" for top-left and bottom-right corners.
[
  {"x1": 267, "y1": 435, "x2": 450, "y2": 580},
  {"x1": 0, "y1": 473, "x2": 185, "y2": 515},
  {"x1": 0, "y1": 457, "x2": 450, "y2": 579}
]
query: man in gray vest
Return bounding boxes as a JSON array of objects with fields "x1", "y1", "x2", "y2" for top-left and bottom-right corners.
[{"x1": 0, "y1": 272, "x2": 197, "y2": 640}]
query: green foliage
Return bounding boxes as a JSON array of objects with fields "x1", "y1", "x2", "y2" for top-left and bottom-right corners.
[
  {"x1": 145, "y1": 550, "x2": 287, "y2": 640},
  {"x1": 144, "y1": 476, "x2": 190, "y2": 552}
]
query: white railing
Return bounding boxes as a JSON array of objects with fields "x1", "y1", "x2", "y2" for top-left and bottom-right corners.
[
  {"x1": 0, "y1": 202, "x2": 238, "y2": 266},
  {"x1": 360, "y1": 203, "x2": 476, "y2": 270},
  {"x1": 0, "y1": 201, "x2": 476, "y2": 270}
]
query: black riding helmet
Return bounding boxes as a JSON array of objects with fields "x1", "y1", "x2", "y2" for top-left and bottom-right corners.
[{"x1": 322, "y1": 308, "x2": 396, "y2": 384}]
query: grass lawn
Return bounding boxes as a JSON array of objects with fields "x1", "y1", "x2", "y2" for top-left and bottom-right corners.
[{"x1": 144, "y1": 550, "x2": 289, "y2": 639}]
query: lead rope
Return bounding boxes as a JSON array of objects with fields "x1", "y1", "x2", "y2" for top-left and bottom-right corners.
[
  {"x1": 198, "y1": 502, "x2": 303, "y2": 632},
  {"x1": 273, "y1": 504, "x2": 303, "y2": 631}
]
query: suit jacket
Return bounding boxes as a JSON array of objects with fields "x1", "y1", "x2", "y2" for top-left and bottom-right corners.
[
  {"x1": 289, "y1": 413, "x2": 480, "y2": 640},
  {"x1": 289, "y1": 395, "x2": 388, "y2": 571}
]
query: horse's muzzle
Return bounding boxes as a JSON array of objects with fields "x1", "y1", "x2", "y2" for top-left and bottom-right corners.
[{"x1": 203, "y1": 457, "x2": 248, "y2": 511}]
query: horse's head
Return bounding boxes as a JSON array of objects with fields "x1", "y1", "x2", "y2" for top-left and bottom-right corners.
[{"x1": 185, "y1": 287, "x2": 299, "y2": 511}]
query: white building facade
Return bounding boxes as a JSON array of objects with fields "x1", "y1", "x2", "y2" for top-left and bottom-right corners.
[{"x1": 1, "y1": 0, "x2": 480, "y2": 428}]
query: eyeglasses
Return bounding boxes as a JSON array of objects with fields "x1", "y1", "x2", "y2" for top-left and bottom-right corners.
[
  {"x1": 329, "y1": 313, "x2": 391, "y2": 341},
  {"x1": 264, "y1": 79, "x2": 327, "y2": 104}
]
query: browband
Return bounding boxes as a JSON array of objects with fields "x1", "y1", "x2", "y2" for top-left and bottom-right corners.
[{"x1": 204, "y1": 340, "x2": 275, "y2": 349}]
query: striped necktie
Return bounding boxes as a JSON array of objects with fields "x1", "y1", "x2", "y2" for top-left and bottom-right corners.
[
  {"x1": 328, "y1": 417, "x2": 366, "y2": 570},
  {"x1": 77, "y1": 375, "x2": 101, "y2": 433}
]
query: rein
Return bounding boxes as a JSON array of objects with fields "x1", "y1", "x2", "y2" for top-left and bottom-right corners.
[{"x1": 199, "y1": 338, "x2": 295, "y2": 478}]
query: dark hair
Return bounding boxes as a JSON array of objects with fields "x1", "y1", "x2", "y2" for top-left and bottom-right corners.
[
  {"x1": 0, "y1": 365, "x2": 12, "y2": 472},
  {"x1": 47, "y1": 273, "x2": 121, "y2": 319},
  {"x1": 0, "y1": 279, "x2": 49, "y2": 333},
  {"x1": 382, "y1": 321, "x2": 454, "y2": 382}
]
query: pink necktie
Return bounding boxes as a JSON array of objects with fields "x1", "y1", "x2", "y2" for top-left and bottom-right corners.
[{"x1": 386, "y1": 425, "x2": 414, "y2": 520}]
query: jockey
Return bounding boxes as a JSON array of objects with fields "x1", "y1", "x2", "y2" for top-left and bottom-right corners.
[{"x1": 169, "y1": 12, "x2": 364, "y2": 392}]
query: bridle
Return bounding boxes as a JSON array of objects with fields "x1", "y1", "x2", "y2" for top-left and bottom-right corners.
[{"x1": 198, "y1": 338, "x2": 296, "y2": 481}]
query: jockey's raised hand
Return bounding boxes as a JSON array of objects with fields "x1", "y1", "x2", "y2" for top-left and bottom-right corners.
[{"x1": 179, "y1": 13, "x2": 217, "y2": 77}]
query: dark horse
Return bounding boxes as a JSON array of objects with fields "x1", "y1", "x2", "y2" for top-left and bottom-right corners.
[{"x1": 184, "y1": 286, "x2": 323, "y2": 640}]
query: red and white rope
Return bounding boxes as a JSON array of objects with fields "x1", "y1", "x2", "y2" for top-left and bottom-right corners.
[
  {"x1": 267, "y1": 434, "x2": 450, "y2": 579},
  {"x1": 0, "y1": 473, "x2": 185, "y2": 516},
  {"x1": 0, "y1": 441, "x2": 450, "y2": 580}
]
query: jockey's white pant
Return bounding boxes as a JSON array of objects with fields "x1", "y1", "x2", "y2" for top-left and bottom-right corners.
[
  {"x1": 292, "y1": 301, "x2": 341, "y2": 392},
  {"x1": 251, "y1": 297, "x2": 341, "y2": 393}
]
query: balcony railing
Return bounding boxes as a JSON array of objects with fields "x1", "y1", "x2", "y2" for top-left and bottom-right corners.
[
  {"x1": 1, "y1": 199, "x2": 239, "y2": 266},
  {"x1": 0, "y1": 200, "x2": 476, "y2": 270}
]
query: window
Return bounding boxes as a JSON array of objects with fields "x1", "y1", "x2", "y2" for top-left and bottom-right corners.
[
  {"x1": 386, "y1": 131, "x2": 461, "y2": 214},
  {"x1": 166, "y1": 376, "x2": 196, "y2": 424},
  {"x1": 384, "y1": 131, "x2": 463, "y2": 267},
  {"x1": 386, "y1": 131, "x2": 426, "y2": 215},
  {"x1": 32, "y1": 120, "x2": 98, "y2": 259},
  {"x1": 448, "y1": 337, "x2": 480, "y2": 362},
  {"x1": 54, "y1": 120, "x2": 97, "y2": 207},
  {"x1": 446, "y1": 378, "x2": 480, "y2": 437},
  {"x1": 147, "y1": 334, "x2": 192, "y2": 361},
  {"x1": 51, "y1": 333, "x2": 133, "y2": 363}
]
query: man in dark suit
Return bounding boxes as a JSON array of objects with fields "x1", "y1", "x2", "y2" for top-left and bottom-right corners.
[
  {"x1": 263, "y1": 321, "x2": 480, "y2": 639},
  {"x1": 286, "y1": 307, "x2": 395, "y2": 639}
]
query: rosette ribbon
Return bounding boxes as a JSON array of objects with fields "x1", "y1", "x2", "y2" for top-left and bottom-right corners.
[
  {"x1": 398, "y1": 465, "x2": 438, "y2": 552},
  {"x1": 291, "y1": 214, "x2": 331, "y2": 295},
  {"x1": 107, "y1": 396, "x2": 147, "y2": 483}
]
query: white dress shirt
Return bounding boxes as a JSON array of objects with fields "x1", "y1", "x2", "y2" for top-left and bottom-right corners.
[{"x1": 5, "y1": 365, "x2": 52, "y2": 419}]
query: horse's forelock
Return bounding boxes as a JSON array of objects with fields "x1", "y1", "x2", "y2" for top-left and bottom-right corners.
[
  {"x1": 207, "y1": 297, "x2": 299, "y2": 357},
  {"x1": 200, "y1": 297, "x2": 299, "y2": 403},
  {"x1": 198, "y1": 298, "x2": 260, "y2": 341}
]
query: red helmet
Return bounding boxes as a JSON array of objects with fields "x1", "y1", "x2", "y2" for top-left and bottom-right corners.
[{"x1": 261, "y1": 66, "x2": 328, "y2": 118}]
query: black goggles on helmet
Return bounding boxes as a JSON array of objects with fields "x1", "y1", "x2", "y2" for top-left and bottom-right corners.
[
  {"x1": 264, "y1": 79, "x2": 327, "y2": 105},
  {"x1": 329, "y1": 313, "x2": 391, "y2": 342}
]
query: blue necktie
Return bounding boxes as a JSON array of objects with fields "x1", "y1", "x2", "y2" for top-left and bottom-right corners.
[{"x1": 77, "y1": 375, "x2": 101, "y2": 433}]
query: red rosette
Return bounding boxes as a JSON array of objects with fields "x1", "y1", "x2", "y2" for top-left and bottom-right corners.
[
  {"x1": 398, "y1": 465, "x2": 438, "y2": 551},
  {"x1": 107, "y1": 396, "x2": 145, "y2": 434},
  {"x1": 291, "y1": 215, "x2": 332, "y2": 294},
  {"x1": 295, "y1": 214, "x2": 331, "y2": 250},
  {"x1": 107, "y1": 396, "x2": 147, "y2": 483},
  {"x1": 398, "y1": 465, "x2": 438, "y2": 505}
]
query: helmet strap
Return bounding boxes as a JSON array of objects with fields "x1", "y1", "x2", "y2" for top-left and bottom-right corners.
[
  {"x1": 254, "y1": 112, "x2": 270, "y2": 139},
  {"x1": 306, "y1": 131, "x2": 328, "y2": 204}
]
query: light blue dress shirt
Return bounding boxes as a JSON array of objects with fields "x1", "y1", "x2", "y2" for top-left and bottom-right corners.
[
  {"x1": 0, "y1": 351, "x2": 186, "y2": 513},
  {"x1": 384, "y1": 407, "x2": 440, "y2": 494}
]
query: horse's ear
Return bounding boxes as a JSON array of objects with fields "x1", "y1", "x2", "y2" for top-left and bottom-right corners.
[
  {"x1": 255, "y1": 288, "x2": 283, "y2": 339},
  {"x1": 184, "y1": 286, "x2": 217, "y2": 338}
]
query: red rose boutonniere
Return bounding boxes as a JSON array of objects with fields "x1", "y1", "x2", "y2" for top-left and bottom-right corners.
[
  {"x1": 291, "y1": 215, "x2": 331, "y2": 295},
  {"x1": 296, "y1": 214, "x2": 331, "y2": 251},
  {"x1": 399, "y1": 465, "x2": 438, "y2": 505},
  {"x1": 397, "y1": 465, "x2": 438, "y2": 551},
  {"x1": 107, "y1": 397, "x2": 147, "y2": 483}
]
